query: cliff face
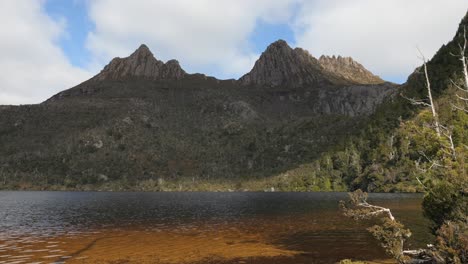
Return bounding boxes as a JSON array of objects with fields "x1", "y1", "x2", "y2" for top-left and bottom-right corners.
[
  {"x1": 0, "y1": 41, "x2": 396, "y2": 189},
  {"x1": 312, "y1": 84, "x2": 394, "y2": 117}
]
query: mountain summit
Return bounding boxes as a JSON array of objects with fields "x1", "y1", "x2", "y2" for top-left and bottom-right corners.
[
  {"x1": 92, "y1": 44, "x2": 186, "y2": 81},
  {"x1": 239, "y1": 40, "x2": 383, "y2": 87},
  {"x1": 239, "y1": 40, "x2": 327, "y2": 87},
  {"x1": 88, "y1": 41, "x2": 382, "y2": 88}
]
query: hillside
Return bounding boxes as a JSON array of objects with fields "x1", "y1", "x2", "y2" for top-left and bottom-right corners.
[
  {"x1": 0, "y1": 40, "x2": 395, "y2": 190},
  {"x1": 297, "y1": 11, "x2": 468, "y2": 193}
]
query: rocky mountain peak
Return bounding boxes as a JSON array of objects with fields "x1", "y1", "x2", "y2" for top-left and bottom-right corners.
[
  {"x1": 265, "y1": 39, "x2": 290, "y2": 52},
  {"x1": 160, "y1": 59, "x2": 186, "y2": 79},
  {"x1": 130, "y1": 44, "x2": 153, "y2": 59},
  {"x1": 239, "y1": 40, "x2": 326, "y2": 87},
  {"x1": 239, "y1": 39, "x2": 386, "y2": 87},
  {"x1": 318, "y1": 55, "x2": 384, "y2": 84},
  {"x1": 92, "y1": 44, "x2": 186, "y2": 81}
]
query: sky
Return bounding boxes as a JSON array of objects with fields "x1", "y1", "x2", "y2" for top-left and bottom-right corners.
[{"x1": 0, "y1": 0, "x2": 466, "y2": 105}]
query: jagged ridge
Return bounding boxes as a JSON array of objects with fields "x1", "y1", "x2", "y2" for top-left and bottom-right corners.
[
  {"x1": 92, "y1": 44, "x2": 186, "y2": 81},
  {"x1": 84, "y1": 41, "x2": 383, "y2": 88},
  {"x1": 239, "y1": 40, "x2": 328, "y2": 87},
  {"x1": 319, "y1": 55, "x2": 383, "y2": 85},
  {"x1": 239, "y1": 40, "x2": 384, "y2": 87}
]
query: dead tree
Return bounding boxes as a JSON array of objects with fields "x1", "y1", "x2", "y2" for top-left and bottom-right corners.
[
  {"x1": 420, "y1": 50, "x2": 441, "y2": 137},
  {"x1": 340, "y1": 190, "x2": 433, "y2": 264},
  {"x1": 451, "y1": 26, "x2": 468, "y2": 114},
  {"x1": 401, "y1": 50, "x2": 441, "y2": 137},
  {"x1": 403, "y1": 47, "x2": 462, "y2": 162}
]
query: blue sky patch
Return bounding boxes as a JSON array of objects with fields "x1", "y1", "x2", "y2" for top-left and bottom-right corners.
[
  {"x1": 250, "y1": 20, "x2": 296, "y2": 53},
  {"x1": 44, "y1": 0, "x2": 92, "y2": 68}
]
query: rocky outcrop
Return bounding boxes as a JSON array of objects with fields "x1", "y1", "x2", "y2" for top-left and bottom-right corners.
[
  {"x1": 318, "y1": 55, "x2": 384, "y2": 85},
  {"x1": 239, "y1": 40, "x2": 385, "y2": 87},
  {"x1": 239, "y1": 40, "x2": 328, "y2": 87},
  {"x1": 92, "y1": 44, "x2": 186, "y2": 81}
]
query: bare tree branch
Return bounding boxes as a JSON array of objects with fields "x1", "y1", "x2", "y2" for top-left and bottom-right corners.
[
  {"x1": 450, "y1": 79, "x2": 467, "y2": 92},
  {"x1": 357, "y1": 201, "x2": 395, "y2": 221},
  {"x1": 451, "y1": 26, "x2": 468, "y2": 114},
  {"x1": 401, "y1": 94, "x2": 432, "y2": 107},
  {"x1": 460, "y1": 27, "x2": 468, "y2": 89},
  {"x1": 451, "y1": 102, "x2": 468, "y2": 113},
  {"x1": 416, "y1": 177, "x2": 429, "y2": 191},
  {"x1": 455, "y1": 93, "x2": 468, "y2": 101},
  {"x1": 417, "y1": 48, "x2": 441, "y2": 137},
  {"x1": 417, "y1": 151, "x2": 446, "y2": 169},
  {"x1": 340, "y1": 190, "x2": 432, "y2": 263},
  {"x1": 439, "y1": 125, "x2": 457, "y2": 158}
]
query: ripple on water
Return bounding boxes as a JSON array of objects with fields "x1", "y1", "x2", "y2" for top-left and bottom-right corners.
[{"x1": 0, "y1": 192, "x2": 430, "y2": 263}]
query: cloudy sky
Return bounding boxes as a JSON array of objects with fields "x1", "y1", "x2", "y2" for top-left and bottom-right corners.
[{"x1": 0, "y1": 0, "x2": 466, "y2": 105}]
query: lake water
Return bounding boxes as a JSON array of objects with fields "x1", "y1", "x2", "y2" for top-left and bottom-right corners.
[{"x1": 0, "y1": 192, "x2": 431, "y2": 264}]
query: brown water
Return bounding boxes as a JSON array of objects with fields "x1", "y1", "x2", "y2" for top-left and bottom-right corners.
[{"x1": 0, "y1": 192, "x2": 431, "y2": 263}]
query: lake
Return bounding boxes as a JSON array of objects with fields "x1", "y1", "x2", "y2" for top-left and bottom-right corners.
[{"x1": 0, "y1": 192, "x2": 431, "y2": 263}]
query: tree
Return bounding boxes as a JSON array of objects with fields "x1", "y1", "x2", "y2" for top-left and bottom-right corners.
[
  {"x1": 341, "y1": 27, "x2": 468, "y2": 264},
  {"x1": 340, "y1": 190, "x2": 431, "y2": 264},
  {"x1": 402, "y1": 50, "x2": 441, "y2": 137},
  {"x1": 451, "y1": 27, "x2": 468, "y2": 114}
]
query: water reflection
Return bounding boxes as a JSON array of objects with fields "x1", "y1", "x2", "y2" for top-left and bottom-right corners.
[{"x1": 0, "y1": 192, "x2": 431, "y2": 263}]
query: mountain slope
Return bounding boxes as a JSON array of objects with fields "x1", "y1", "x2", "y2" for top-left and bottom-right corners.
[
  {"x1": 295, "y1": 10, "x2": 468, "y2": 193},
  {"x1": 0, "y1": 40, "x2": 395, "y2": 191}
]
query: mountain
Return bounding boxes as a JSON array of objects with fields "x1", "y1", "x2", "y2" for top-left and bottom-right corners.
[
  {"x1": 239, "y1": 40, "x2": 384, "y2": 87},
  {"x1": 305, "y1": 10, "x2": 468, "y2": 193},
  {"x1": 92, "y1": 44, "x2": 186, "y2": 81},
  {"x1": 0, "y1": 40, "x2": 395, "y2": 191},
  {"x1": 318, "y1": 55, "x2": 384, "y2": 85},
  {"x1": 239, "y1": 40, "x2": 327, "y2": 87}
]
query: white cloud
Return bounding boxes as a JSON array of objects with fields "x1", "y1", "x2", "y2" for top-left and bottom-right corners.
[
  {"x1": 0, "y1": 0, "x2": 92, "y2": 105},
  {"x1": 86, "y1": 0, "x2": 467, "y2": 83},
  {"x1": 294, "y1": 0, "x2": 467, "y2": 83},
  {"x1": 85, "y1": 0, "x2": 299, "y2": 78},
  {"x1": 1, "y1": 1, "x2": 466, "y2": 105}
]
